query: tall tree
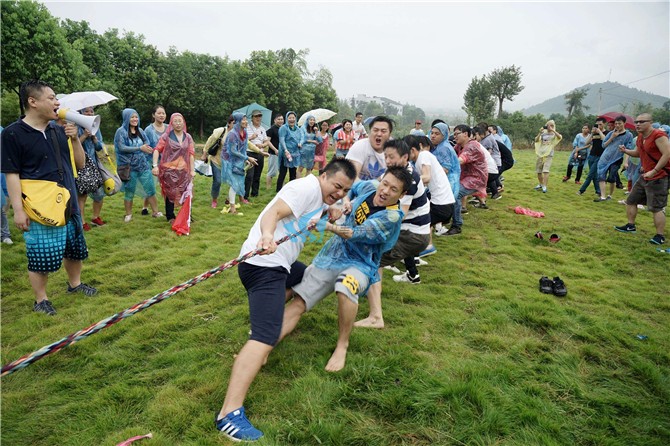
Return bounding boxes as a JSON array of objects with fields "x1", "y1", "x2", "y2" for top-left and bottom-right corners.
[
  {"x1": 1, "y1": 0, "x2": 90, "y2": 113},
  {"x1": 564, "y1": 87, "x2": 589, "y2": 118},
  {"x1": 488, "y1": 65, "x2": 524, "y2": 117},
  {"x1": 462, "y1": 76, "x2": 495, "y2": 124}
]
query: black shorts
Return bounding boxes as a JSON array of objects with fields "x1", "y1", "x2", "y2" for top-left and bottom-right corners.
[
  {"x1": 380, "y1": 230, "x2": 430, "y2": 267},
  {"x1": 429, "y1": 202, "x2": 454, "y2": 226},
  {"x1": 238, "y1": 261, "x2": 306, "y2": 346}
]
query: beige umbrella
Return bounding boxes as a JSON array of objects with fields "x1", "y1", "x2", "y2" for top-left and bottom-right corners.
[{"x1": 298, "y1": 108, "x2": 337, "y2": 126}]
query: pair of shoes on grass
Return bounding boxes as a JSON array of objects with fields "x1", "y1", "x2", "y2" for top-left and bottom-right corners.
[{"x1": 539, "y1": 276, "x2": 567, "y2": 297}]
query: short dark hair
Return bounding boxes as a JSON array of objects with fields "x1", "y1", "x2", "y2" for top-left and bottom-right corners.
[
  {"x1": 322, "y1": 158, "x2": 357, "y2": 181},
  {"x1": 341, "y1": 118, "x2": 353, "y2": 127},
  {"x1": 383, "y1": 165, "x2": 412, "y2": 193},
  {"x1": 355, "y1": 112, "x2": 363, "y2": 117},
  {"x1": 383, "y1": 139, "x2": 410, "y2": 158},
  {"x1": 369, "y1": 115, "x2": 394, "y2": 132},
  {"x1": 273, "y1": 113, "x2": 284, "y2": 120},
  {"x1": 402, "y1": 134, "x2": 420, "y2": 151},
  {"x1": 614, "y1": 115, "x2": 627, "y2": 123},
  {"x1": 473, "y1": 125, "x2": 486, "y2": 137},
  {"x1": 20, "y1": 79, "x2": 52, "y2": 110},
  {"x1": 453, "y1": 124, "x2": 472, "y2": 137},
  {"x1": 595, "y1": 118, "x2": 606, "y2": 124},
  {"x1": 477, "y1": 122, "x2": 489, "y2": 130},
  {"x1": 417, "y1": 135, "x2": 433, "y2": 150},
  {"x1": 431, "y1": 119, "x2": 445, "y2": 128}
]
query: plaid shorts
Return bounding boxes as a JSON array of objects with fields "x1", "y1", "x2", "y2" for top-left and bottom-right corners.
[{"x1": 24, "y1": 217, "x2": 89, "y2": 273}]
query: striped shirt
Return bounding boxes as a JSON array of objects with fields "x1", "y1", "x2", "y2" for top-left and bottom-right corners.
[{"x1": 399, "y1": 163, "x2": 431, "y2": 235}]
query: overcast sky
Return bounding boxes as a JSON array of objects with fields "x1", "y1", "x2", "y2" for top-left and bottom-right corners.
[{"x1": 43, "y1": 1, "x2": 670, "y2": 113}]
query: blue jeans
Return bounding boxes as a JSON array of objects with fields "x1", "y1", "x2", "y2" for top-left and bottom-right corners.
[
  {"x1": 579, "y1": 155, "x2": 601, "y2": 195},
  {"x1": 1, "y1": 205, "x2": 10, "y2": 240},
  {"x1": 453, "y1": 186, "x2": 477, "y2": 227},
  {"x1": 210, "y1": 162, "x2": 222, "y2": 199}
]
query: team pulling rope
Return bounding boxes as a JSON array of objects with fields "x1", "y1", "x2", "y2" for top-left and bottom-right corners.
[{"x1": 1, "y1": 222, "x2": 318, "y2": 377}]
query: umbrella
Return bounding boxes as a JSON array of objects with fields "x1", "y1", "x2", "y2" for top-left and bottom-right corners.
[
  {"x1": 363, "y1": 116, "x2": 377, "y2": 126},
  {"x1": 597, "y1": 112, "x2": 635, "y2": 131},
  {"x1": 298, "y1": 108, "x2": 337, "y2": 126},
  {"x1": 234, "y1": 102, "x2": 272, "y2": 129},
  {"x1": 57, "y1": 91, "x2": 118, "y2": 112}
]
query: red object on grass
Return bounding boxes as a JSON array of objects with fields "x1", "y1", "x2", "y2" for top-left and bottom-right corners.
[
  {"x1": 514, "y1": 206, "x2": 545, "y2": 218},
  {"x1": 172, "y1": 196, "x2": 191, "y2": 236}
]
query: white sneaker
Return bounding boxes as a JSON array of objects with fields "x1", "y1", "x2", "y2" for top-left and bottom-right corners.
[
  {"x1": 2, "y1": 238, "x2": 13, "y2": 245},
  {"x1": 152, "y1": 211, "x2": 164, "y2": 218},
  {"x1": 414, "y1": 257, "x2": 428, "y2": 266},
  {"x1": 383, "y1": 265, "x2": 401, "y2": 274},
  {"x1": 393, "y1": 271, "x2": 421, "y2": 284},
  {"x1": 435, "y1": 226, "x2": 449, "y2": 237},
  {"x1": 124, "y1": 214, "x2": 132, "y2": 223}
]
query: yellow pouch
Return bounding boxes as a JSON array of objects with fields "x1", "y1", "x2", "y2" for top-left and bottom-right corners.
[{"x1": 20, "y1": 179, "x2": 71, "y2": 226}]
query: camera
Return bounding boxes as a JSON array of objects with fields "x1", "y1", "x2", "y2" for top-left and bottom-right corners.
[{"x1": 543, "y1": 125, "x2": 548, "y2": 130}]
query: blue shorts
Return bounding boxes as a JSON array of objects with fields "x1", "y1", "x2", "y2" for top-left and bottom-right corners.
[
  {"x1": 24, "y1": 217, "x2": 89, "y2": 273},
  {"x1": 238, "y1": 261, "x2": 306, "y2": 346}
]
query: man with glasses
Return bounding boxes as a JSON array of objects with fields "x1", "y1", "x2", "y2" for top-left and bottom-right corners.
[
  {"x1": 245, "y1": 110, "x2": 271, "y2": 200},
  {"x1": 594, "y1": 116, "x2": 634, "y2": 202},
  {"x1": 614, "y1": 113, "x2": 669, "y2": 245}
]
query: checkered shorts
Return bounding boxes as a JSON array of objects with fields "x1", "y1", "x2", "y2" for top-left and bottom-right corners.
[{"x1": 24, "y1": 217, "x2": 88, "y2": 272}]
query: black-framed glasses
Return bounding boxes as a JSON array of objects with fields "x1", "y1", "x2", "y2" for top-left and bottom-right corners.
[
  {"x1": 452, "y1": 131, "x2": 463, "y2": 137},
  {"x1": 634, "y1": 120, "x2": 651, "y2": 124},
  {"x1": 252, "y1": 114, "x2": 262, "y2": 118}
]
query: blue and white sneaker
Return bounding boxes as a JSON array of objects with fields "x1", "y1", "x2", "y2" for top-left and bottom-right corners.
[
  {"x1": 418, "y1": 245, "x2": 437, "y2": 258},
  {"x1": 216, "y1": 407, "x2": 263, "y2": 442}
]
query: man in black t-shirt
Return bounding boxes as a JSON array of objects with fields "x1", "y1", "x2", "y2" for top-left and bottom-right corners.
[
  {"x1": 578, "y1": 118, "x2": 606, "y2": 196},
  {"x1": 265, "y1": 114, "x2": 283, "y2": 190},
  {"x1": 1, "y1": 80, "x2": 98, "y2": 316}
]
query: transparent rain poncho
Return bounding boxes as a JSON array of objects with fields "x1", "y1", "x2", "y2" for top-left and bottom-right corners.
[
  {"x1": 313, "y1": 181, "x2": 404, "y2": 290},
  {"x1": 430, "y1": 123, "x2": 461, "y2": 197}
]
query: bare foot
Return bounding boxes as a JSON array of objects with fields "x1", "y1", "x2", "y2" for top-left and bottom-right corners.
[
  {"x1": 325, "y1": 347, "x2": 347, "y2": 372},
  {"x1": 353, "y1": 316, "x2": 384, "y2": 329}
]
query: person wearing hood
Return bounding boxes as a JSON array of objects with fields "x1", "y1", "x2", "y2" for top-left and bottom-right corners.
[
  {"x1": 220, "y1": 112, "x2": 256, "y2": 214},
  {"x1": 142, "y1": 105, "x2": 167, "y2": 216},
  {"x1": 429, "y1": 122, "x2": 461, "y2": 199},
  {"x1": 202, "y1": 115, "x2": 235, "y2": 208},
  {"x1": 276, "y1": 111, "x2": 303, "y2": 191},
  {"x1": 152, "y1": 113, "x2": 195, "y2": 224},
  {"x1": 114, "y1": 108, "x2": 162, "y2": 222},
  {"x1": 297, "y1": 115, "x2": 322, "y2": 177},
  {"x1": 496, "y1": 125, "x2": 513, "y2": 151}
]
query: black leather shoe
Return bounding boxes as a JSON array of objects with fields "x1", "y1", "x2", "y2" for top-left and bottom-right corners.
[
  {"x1": 539, "y1": 276, "x2": 553, "y2": 294},
  {"x1": 552, "y1": 277, "x2": 567, "y2": 297}
]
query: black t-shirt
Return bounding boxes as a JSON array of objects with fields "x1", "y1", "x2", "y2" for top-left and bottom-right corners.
[
  {"x1": 266, "y1": 124, "x2": 280, "y2": 154},
  {"x1": 590, "y1": 131, "x2": 605, "y2": 157},
  {"x1": 1, "y1": 119, "x2": 80, "y2": 216},
  {"x1": 353, "y1": 192, "x2": 387, "y2": 226}
]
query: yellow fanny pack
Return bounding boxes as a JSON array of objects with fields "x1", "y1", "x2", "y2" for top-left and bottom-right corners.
[{"x1": 20, "y1": 179, "x2": 71, "y2": 226}]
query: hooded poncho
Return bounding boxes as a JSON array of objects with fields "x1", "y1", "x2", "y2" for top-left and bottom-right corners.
[
  {"x1": 299, "y1": 115, "x2": 323, "y2": 169},
  {"x1": 430, "y1": 123, "x2": 461, "y2": 198},
  {"x1": 220, "y1": 112, "x2": 248, "y2": 196},
  {"x1": 114, "y1": 108, "x2": 149, "y2": 173},
  {"x1": 155, "y1": 113, "x2": 195, "y2": 204},
  {"x1": 279, "y1": 111, "x2": 303, "y2": 168}
]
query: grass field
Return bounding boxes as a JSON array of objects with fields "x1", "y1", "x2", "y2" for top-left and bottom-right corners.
[{"x1": 1, "y1": 149, "x2": 668, "y2": 446}]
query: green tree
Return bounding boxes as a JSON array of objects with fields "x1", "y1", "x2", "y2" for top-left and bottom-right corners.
[
  {"x1": 401, "y1": 105, "x2": 426, "y2": 127},
  {"x1": 1, "y1": 0, "x2": 91, "y2": 113},
  {"x1": 363, "y1": 102, "x2": 384, "y2": 117},
  {"x1": 564, "y1": 87, "x2": 590, "y2": 118},
  {"x1": 488, "y1": 65, "x2": 524, "y2": 117},
  {"x1": 462, "y1": 76, "x2": 495, "y2": 124}
]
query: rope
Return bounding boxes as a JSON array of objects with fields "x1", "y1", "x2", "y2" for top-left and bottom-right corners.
[{"x1": 1, "y1": 222, "x2": 318, "y2": 377}]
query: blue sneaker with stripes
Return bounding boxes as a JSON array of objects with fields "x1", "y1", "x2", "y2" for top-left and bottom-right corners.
[{"x1": 216, "y1": 407, "x2": 263, "y2": 442}]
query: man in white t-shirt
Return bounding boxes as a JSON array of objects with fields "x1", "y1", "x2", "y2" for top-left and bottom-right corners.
[
  {"x1": 352, "y1": 112, "x2": 367, "y2": 141},
  {"x1": 245, "y1": 110, "x2": 271, "y2": 199},
  {"x1": 216, "y1": 160, "x2": 356, "y2": 442},
  {"x1": 409, "y1": 120, "x2": 425, "y2": 136},
  {"x1": 346, "y1": 115, "x2": 393, "y2": 180}
]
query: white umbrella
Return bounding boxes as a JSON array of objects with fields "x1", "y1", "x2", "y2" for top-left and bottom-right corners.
[
  {"x1": 57, "y1": 91, "x2": 118, "y2": 112},
  {"x1": 298, "y1": 108, "x2": 337, "y2": 126}
]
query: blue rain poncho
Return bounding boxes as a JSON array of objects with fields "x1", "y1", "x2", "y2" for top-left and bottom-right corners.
[
  {"x1": 597, "y1": 129, "x2": 634, "y2": 181},
  {"x1": 569, "y1": 133, "x2": 589, "y2": 167},
  {"x1": 430, "y1": 123, "x2": 460, "y2": 197},
  {"x1": 220, "y1": 112, "x2": 247, "y2": 196},
  {"x1": 278, "y1": 111, "x2": 303, "y2": 168},
  {"x1": 497, "y1": 126, "x2": 513, "y2": 151},
  {"x1": 623, "y1": 136, "x2": 641, "y2": 185},
  {"x1": 114, "y1": 108, "x2": 150, "y2": 173},
  {"x1": 77, "y1": 125, "x2": 104, "y2": 160},
  {"x1": 313, "y1": 180, "x2": 404, "y2": 292},
  {"x1": 299, "y1": 115, "x2": 322, "y2": 170}
]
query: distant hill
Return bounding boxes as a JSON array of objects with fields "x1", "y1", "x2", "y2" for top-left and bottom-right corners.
[{"x1": 522, "y1": 82, "x2": 669, "y2": 117}]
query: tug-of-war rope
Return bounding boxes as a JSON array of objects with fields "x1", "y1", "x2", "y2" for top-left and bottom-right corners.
[{"x1": 1, "y1": 222, "x2": 319, "y2": 377}]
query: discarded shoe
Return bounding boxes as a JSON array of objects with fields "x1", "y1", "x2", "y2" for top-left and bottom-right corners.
[
  {"x1": 552, "y1": 277, "x2": 567, "y2": 297},
  {"x1": 549, "y1": 233, "x2": 561, "y2": 243},
  {"x1": 539, "y1": 276, "x2": 553, "y2": 294}
]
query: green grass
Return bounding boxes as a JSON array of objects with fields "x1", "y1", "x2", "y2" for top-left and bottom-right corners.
[{"x1": 1, "y1": 149, "x2": 669, "y2": 445}]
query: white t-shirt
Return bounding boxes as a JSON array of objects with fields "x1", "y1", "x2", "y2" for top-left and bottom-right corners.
[
  {"x1": 346, "y1": 138, "x2": 386, "y2": 181},
  {"x1": 476, "y1": 142, "x2": 498, "y2": 174},
  {"x1": 241, "y1": 175, "x2": 326, "y2": 272},
  {"x1": 247, "y1": 124, "x2": 267, "y2": 146},
  {"x1": 415, "y1": 151, "x2": 455, "y2": 205},
  {"x1": 352, "y1": 121, "x2": 367, "y2": 140}
]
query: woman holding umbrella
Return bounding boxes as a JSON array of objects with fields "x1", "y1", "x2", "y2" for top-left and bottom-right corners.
[
  {"x1": 298, "y1": 115, "x2": 322, "y2": 177},
  {"x1": 151, "y1": 113, "x2": 195, "y2": 224},
  {"x1": 220, "y1": 112, "x2": 255, "y2": 215},
  {"x1": 276, "y1": 111, "x2": 303, "y2": 191},
  {"x1": 114, "y1": 108, "x2": 162, "y2": 222}
]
